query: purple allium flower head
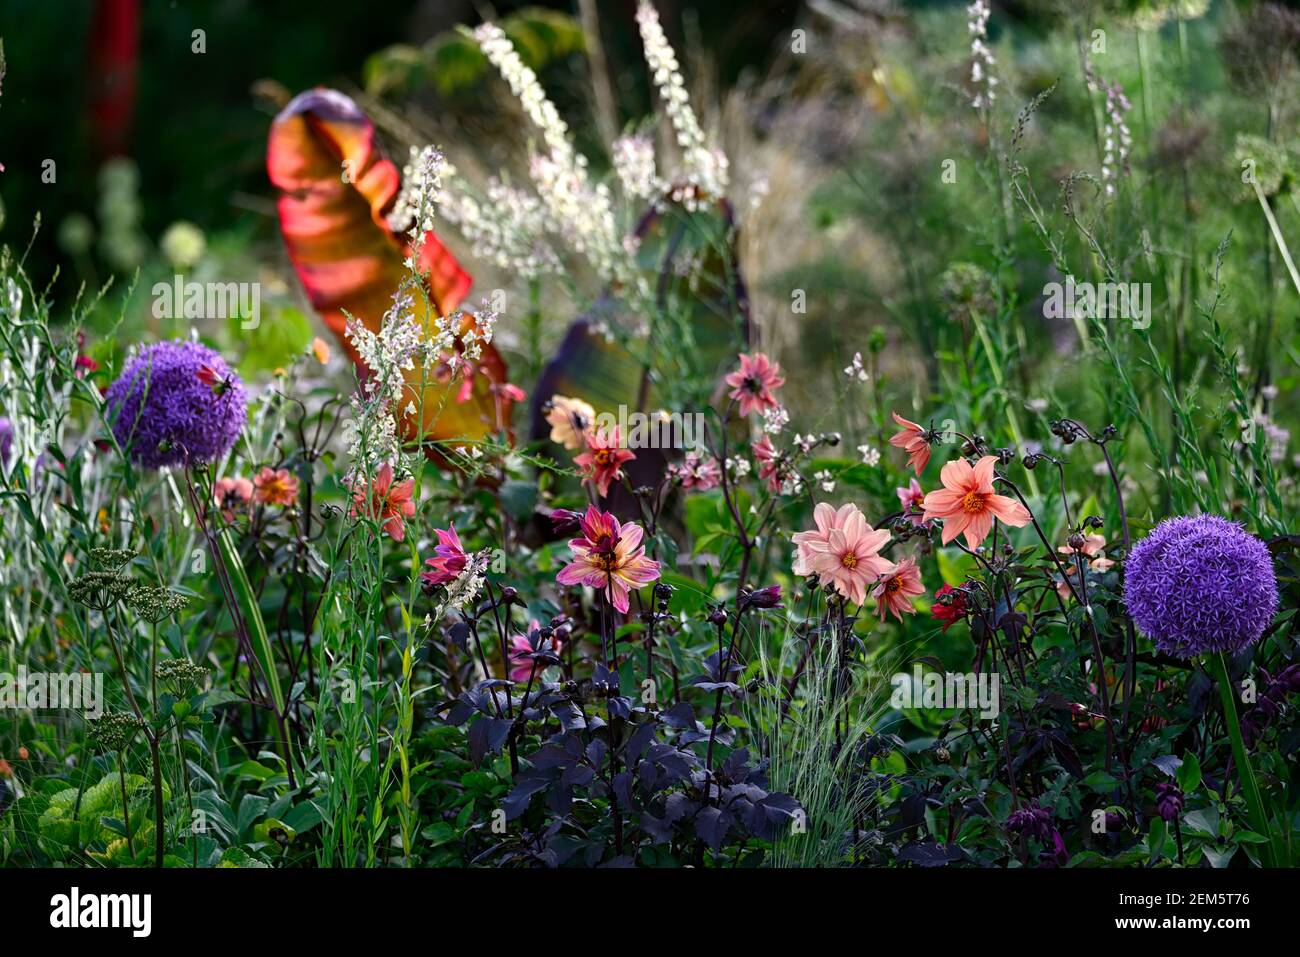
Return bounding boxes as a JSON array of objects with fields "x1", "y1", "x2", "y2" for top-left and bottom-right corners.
[
  {"x1": 1124, "y1": 515, "x2": 1278, "y2": 659},
  {"x1": 105, "y1": 340, "x2": 246, "y2": 469}
]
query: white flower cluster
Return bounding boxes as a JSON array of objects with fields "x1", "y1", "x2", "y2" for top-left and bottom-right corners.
[
  {"x1": 473, "y1": 21, "x2": 629, "y2": 285},
  {"x1": 843, "y1": 352, "x2": 868, "y2": 383},
  {"x1": 762, "y1": 405, "x2": 789, "y2": 435},
  {"x1": 612, "y1": 133, "x2": 663, "y2": 202},
  {"x1": 443, "y1": 549, "x2": 492, "y2": 611},
  {"x1": 1101, "y1": 81, "x2": 1132, "y2": 197},
  {"x1": 439, "y1": 170, "x2": 561, "y2": 279},
  {"x1": 635, "y1": 0, "x2": 728, "y2": 204},
  {"x1": 726, "y1": 456, "x2": 751, "y2": 479},
  {"x1": 387, "y1": 145, "x2": 444, "y2": 240},
  {"x1": 472, "y1": 22, "x2": 574, "y2": 166},
  {"x1": 529, "y1": 151, "x2": 626, "y2": 284},
  {"x1": 344, "y1": 291, "x2": 426, "y2": 469},
  {"x1": 967, "y1": 0, "x2": 997, "y2": 110}
]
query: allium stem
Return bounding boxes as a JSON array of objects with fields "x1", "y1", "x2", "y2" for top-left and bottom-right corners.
[{"x1": 1210, "y1": 652, "x2": 1278, "y2": 867}]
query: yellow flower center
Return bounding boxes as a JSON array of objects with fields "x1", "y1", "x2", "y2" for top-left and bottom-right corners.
[
  {"x1": 841, "y1": 553, "x2": 858, "y2": 569},
  {"x1": 594, "y1": 449, "x2": 613, "y2": 466},
  {"x1": 885, "y1": 576, "x2": 903, "y2": 594},
  {"x1": 961, "y1": 491, "x2": 986, "y2": 514}
]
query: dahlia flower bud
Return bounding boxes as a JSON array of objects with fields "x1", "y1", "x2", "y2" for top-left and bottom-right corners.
[{"x1": 1155, "y1": 781, "x2": 1184, "y2": 822}]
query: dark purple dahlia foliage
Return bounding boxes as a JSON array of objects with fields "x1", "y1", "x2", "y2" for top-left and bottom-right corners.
[
  {"x1": 1123, "y1": 515, "x2": 1278, "y2": 659},
  {"x1": 105, "y1": 340, "x2": 247, "y2": 469}
]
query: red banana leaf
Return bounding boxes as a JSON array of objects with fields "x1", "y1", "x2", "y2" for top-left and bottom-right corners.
[{"x1": 267, "y1": 88, "x2": 511, "y2": 452}]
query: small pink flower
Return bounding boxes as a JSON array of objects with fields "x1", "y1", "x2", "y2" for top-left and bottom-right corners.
[
  {"x1": 556, "y1": 506, "x2": 661, "y2": 614},
  {"x1": 751, "y1": 435, "x2": 785, "y2": 492},
  {"x1": 1058, "y1": 533, "x2": 1115, "y2": 571},
  {"x1": 896, "y1": 477, "x2": 926, "y2": 525},
  {"x1": 889, "y1": 411, "x2": 932, "y2": 476},
  {"x1": 508, "y1": 620, "x2": 563, "y2": 682},
  {"x1": 921, "y1": 456, "x2": 1031, "y2": 550},
  {"x1": 422, "y1": 524, "x2": 468, "y2": 588},
  {"x1": 574, "y1": 427, "x2": 636, "y2": 498},
  {"x1": 873, "y1": 557, "x2": 925, "y2": 622},
  {"x1": 725, "y1": 352, "x2": 785, "y2": 418},
  {"x1": 669, "y1": 451, "x2": 722, "y2": 491},
  {"x1": 793, "y1": 502, "x2": 894, "y2": 605},
  {"x1": 348, "y1": 462, "x2": 417, "y2": 542}
]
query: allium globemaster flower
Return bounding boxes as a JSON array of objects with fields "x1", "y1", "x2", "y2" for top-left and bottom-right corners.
[
  {"x1": 556, "y1": 505, "x2": 660, "y2": 614},
  {"x1": 253, "y1": 467, "x2": 299, "y2": 506},
  {"x1": 873, "y1": 557, "x2": 924, "y2": 621},
  {"x1": 724, "y1": 352, "x2": 784, "y2": 418},
  {"x1": 889, "y1": 411, "x2": 932, "y2": 476},
  {"x1": 347, "y1": 461, "x2": 416, "y2": 542},
  {"x1": 922, "y1": 456, "x2": 1031, "y2": 549},
  {"x1": 1123, "y1": 515, "x2": 1278, "y2": 659},
  {"x1": 105, "y1": 340, "x2": 247, "y2": 469},
  {"x1": 574, "y1": 426, "x2": 635, "y2": 497}
]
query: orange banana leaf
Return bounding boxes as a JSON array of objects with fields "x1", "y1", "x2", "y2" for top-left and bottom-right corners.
[{"x1": 267, "y1": 88, "x2": 511, "y2": 452}]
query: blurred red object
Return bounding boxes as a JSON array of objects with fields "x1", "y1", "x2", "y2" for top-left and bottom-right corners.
[{"x1": 88, "y1": 0, "x2": 139, "y2": 158}]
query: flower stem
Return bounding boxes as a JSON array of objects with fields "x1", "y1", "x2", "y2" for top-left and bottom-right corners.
[{"x1": 1209, "y1": 652, "x2": 1278, "y2": 866}]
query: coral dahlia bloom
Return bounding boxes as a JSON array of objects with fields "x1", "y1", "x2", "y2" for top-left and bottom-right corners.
[
  {"x1": 556, "y1": 506, "x2": 660, "y2": 614},
  {"x1": 213, "y1": 475, "x2": 253, "y2": 522},
  {"x1": 794, "y1": 503, "x2": 894, "y2": 605},
  {"x1": 421, "y1": 524, "x2": 468, "y2": 587},
  {"x1": 545, "y1": 394, "x2": 596, "y2": 450},
  {"x1": 874, "y1": 557, "x2": 925, "y2": 622},
  {"x1": 574, "y1": 426, "x2": 635, "y2": 498},
  {"x1": 348, "y1": 462, "x2": 416, "y2": 542},
  {"x1": 888, "y1": 411, "x2": 932, "y2": 476},
  {"x1": 922, "y1": 456, "x2": 1030, "y2": 549},
  {"x1": 725, "y1": 352, "x2": 785, "y2": 418},
  {"x1": 253, "y1": 467, "x2": 299, "y2": 507}
]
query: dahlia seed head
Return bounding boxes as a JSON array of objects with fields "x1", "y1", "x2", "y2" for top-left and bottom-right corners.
[
  {"x1": 1123, "y1": 515, "x2": 1278, "y2": 659},
  {"x1": 105, "y1": 340, "x2": 247, "y2": 469}
]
